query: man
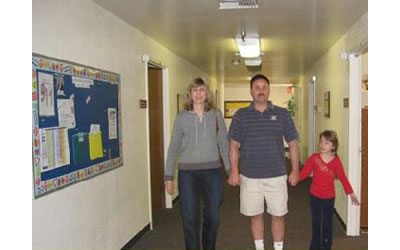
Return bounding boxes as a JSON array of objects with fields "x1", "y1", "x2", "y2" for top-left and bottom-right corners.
[{"x1": 227, "y1": 74, "x2": 299, "y2": 250}]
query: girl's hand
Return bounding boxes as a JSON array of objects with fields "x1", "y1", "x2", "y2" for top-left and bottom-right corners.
[
  {"x1": 165, "y1": 181, "x2": 175, "y2": 195},
  {"x1": 350, "y1": 193, "x2": 360, "y2": 206}
]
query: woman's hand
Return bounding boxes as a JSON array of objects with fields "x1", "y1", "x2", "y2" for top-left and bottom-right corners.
[{"x1": 165, "y1": 181, "x2": 175, "y2": 195}]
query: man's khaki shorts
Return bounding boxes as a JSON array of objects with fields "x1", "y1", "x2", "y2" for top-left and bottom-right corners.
[{"x1": 240, "y1": 174, "x2": 288, "y2": 216}]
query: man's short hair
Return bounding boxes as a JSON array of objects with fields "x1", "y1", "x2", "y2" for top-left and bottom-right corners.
[{"x1": 250, "y1": 74, "x2": 270, "y2": 88}]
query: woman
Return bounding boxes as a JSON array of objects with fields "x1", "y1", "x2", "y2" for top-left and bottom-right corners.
[{"x1": 164, "y1": 77, "x2": 231, "y2": 250}]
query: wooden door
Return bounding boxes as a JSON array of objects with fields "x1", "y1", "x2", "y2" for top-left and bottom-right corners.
[
  {"x1": 360, "y1": 107, "x2": 368, "y2": 228},
  {"x1": 148, "y1": 66, "x2": 165, "y2": 212}
]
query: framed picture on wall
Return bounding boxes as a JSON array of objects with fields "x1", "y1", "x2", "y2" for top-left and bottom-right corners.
[
  {"x1": 224, "y1": 101, "x2": 251, "y2": 118},
  {"x1": 324, "y1": 91, "x2": 330, "y2": 118}
]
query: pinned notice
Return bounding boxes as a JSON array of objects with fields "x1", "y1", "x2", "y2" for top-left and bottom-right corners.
[
  {"x1": 108, "y1": 108, "x2": 117, "y2": 139},
  {"x1": 72, "y1": 76, "x2": 94, "y2": 88},
  {"x1": 89, "y1": 124, "x2": 103, "y2": 160},
  {"x1": 40, "y1": 127, "x2": 70, "y2": 171},
  {"x1": 38, "y1": 72, "x2": 55, "y2": 116},
  {"x1": 72, "y1": 133, "x2": 90, "y2": 165},
  {"x1": 58, "y1": 98, "x2": 76, "y2": 129}
]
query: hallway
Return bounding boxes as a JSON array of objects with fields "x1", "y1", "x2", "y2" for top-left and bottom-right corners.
[
  {"x1": 31, "y1": 1, "x2": 370, "y2": 249},
  {"x1": 129, "y1": 175, "x2": 368, "y2": 250}
]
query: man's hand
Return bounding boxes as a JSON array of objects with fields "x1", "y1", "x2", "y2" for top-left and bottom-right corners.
[
  {"x1": 228, "y1": 172, "x2": 241, "y2": 186},
  {"x1": 165, "y1": 181, "x2": 175, "y2": 194},
  {"x1": 288, "y1": 169, "x2": 299, "y2": 186},
  {"x1": 288, "y1": 140, "x2": 300, "y2": 186}
]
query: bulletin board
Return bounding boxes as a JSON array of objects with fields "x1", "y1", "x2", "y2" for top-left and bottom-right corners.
[{"x1": 32, "y1": 54, "x2": 123, "y2": 198}]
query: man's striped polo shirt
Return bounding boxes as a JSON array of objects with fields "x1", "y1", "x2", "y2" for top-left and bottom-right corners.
[{"x1": 228, "y1": 101, "x2": 298, "y2": 179}]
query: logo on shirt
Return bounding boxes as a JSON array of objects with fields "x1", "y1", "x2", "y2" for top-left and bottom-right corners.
[
  {"x1": 315, "y1": 157, "x2": 335, "y2": 177},
  {"x1": 270, "y1": 115, "x2": 277, "y2": 121}
]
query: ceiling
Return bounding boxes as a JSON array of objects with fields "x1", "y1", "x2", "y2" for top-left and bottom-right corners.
[{"x1": 92, "y1": 0, "x2": 367, "y2": 85}]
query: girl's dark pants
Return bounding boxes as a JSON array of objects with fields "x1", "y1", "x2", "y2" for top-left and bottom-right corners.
[{"x1": 309, "y1": 194, "x2": 335, "y2": 250}]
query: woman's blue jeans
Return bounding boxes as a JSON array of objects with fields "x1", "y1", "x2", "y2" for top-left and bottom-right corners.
[
  {"x1": 309, "y1": 195, "x2": 335, "y2": 250},
  {"x1": 178, "y1": 168, "x2": 224, "y2": 250}
]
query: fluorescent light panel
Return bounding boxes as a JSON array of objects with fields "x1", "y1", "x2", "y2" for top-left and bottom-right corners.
[
  {"x1": 218, "y1": 0, "x2": 259, "y2": 10},
  {"x1": 236, "y1": 36, "x2": 260, "y2": 58}
]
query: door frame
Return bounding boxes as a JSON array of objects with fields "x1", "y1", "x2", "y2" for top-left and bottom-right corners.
[
  {"x1": 347, "y1": 43, "x2": 367, "y2": 236},
  {"x1": 294, "y1": 85, "x2": 303, "y2": 160},
  {"x1": 143, "y1": 55, "x2": 170, "y2": 230},
  {"x1": 308, "y1": 79, "x2": 316, "y2": 158}
]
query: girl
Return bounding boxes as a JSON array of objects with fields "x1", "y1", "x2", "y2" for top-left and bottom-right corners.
[
  {"x1": 164, "y1": 77, "x2": 230, "y2": 250},
  {"x1": 299, "y1": 130, "x2": 360, "y2": 250}
]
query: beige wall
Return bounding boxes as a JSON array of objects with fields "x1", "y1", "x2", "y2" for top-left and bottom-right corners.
[
  {"x1": 32, "y1": 0, "x2": 216, "y2": 249},
  {"x1": 298, "y1": 13, "x2": 367, "y2": 223}
]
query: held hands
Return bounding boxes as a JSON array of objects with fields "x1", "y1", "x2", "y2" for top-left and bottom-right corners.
[
  {"x1": 227, "y1": 172, "x2": 241, "y2": 187},
  {"x1": 165, "y1": 181, "x2": 175, "y2": 195},
  {"x1": 350, "y1": 193, "x2": 360, "y2": 206},
  {"x1": 288, "y1": 169, "x2": 300, "y2": 186}
]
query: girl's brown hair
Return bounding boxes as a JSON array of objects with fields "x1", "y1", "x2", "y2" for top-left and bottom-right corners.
[
  {"x1": 183, "y1": 77, "x2": 214, "y2": 111},
  {"x1": 319, "y1": 130, "x2": 339, "y2": 154}
]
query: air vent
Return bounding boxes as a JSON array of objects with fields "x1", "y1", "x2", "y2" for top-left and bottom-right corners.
[
  {"x1": 246, "y1": 64, "x2": 262, "y2": 72},
  {"x1": 218, "y1": 0, "x2": 259, "y2": 10}
]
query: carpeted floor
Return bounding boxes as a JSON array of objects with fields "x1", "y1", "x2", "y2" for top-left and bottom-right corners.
[{"x1": 130, "y1": 172, "x2": 368, "y2": 250}]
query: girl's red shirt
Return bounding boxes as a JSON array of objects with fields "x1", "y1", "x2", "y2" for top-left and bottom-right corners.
[{"x1": 300, "y1": 153, "x2": 354, "y2": 199}]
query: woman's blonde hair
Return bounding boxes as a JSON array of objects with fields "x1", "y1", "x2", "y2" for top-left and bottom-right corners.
[{"x1": 184, "y1": 77, "x2": 214, "y2": 111}]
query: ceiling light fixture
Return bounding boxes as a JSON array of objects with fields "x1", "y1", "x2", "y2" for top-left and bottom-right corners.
[
  {"x1": 235, "y1": 32, "x2": 260, "y2": 58},
  {"x1": 244, "y1": 57, "x2": 262, "y2": 66}
]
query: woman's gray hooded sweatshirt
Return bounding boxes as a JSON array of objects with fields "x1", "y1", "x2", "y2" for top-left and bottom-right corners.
[{"x1": 165, "y1": 109, "x2": 231, "y2": 181}]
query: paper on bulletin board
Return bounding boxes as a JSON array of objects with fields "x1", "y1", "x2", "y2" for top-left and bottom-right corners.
[
  {"x1": 45, "y1": 129, "x2": 55, "y2": 171},
  {"x1": 57, "y1": 98, "x2": 76, "y2": 129},
  {"x1": 38, "y1": 72, "x2": 55, "y2": 116},
  {"x1": 39, "y1": 129, "x2": 49, "y2": 171},
  {"x1": 40, "y1": 127, "x2": 70, "y2": 171},
  {"x1": 56, "y1": 74, "x2": 65, "y2": 96},
  {"x1": 72, "y1": 133, "x2": 90, "y2": 165},
  {"x1": 53, "y1": 127, "x2": 71, "y2": 168},
  {"x1": 89, "y1": 131, "x2": 103, "y2": 160},
  {"x1": 72, "y1": 76, "x2": 94, "y2": 88},
  {"x1": 108, "y1": 108, "x2": 117, "y2": 139},
  {"x1": 90, "y1": 124, "x2": 100, "y2": 134}
]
